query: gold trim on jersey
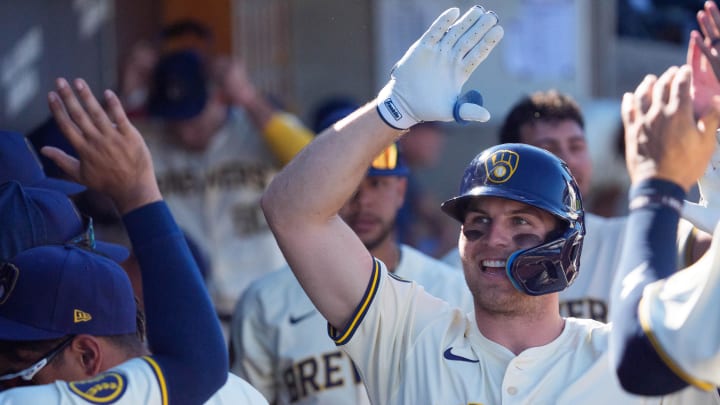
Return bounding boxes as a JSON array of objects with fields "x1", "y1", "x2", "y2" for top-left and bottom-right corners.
[
  {"x1": 329, "y1": 258, "x2": 381, "y2": 346},
  {"x1": 142, "y1": 356, "x2": 169, "y2": 405},
  {"x1": 638, "y1": 296, "x2": 714, "y2": 391}
]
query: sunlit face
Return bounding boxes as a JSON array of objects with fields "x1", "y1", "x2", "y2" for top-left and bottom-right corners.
[
  {"x1": 519, "y1": 119, "x2": 592, "y2": 196},
  {"x1": 339, "y1": 175, "x2": 407, "y2": 251},
  {"x1": 459, "y1": 196, "x2": 559, "y2": 315}
]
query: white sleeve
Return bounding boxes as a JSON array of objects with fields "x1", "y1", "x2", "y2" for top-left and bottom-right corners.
[
  {"x1": 230, "y1": 280, "x2": 277, "y2": 402},
  {"x1": 329, "y1": 259, "x2": 457, "y2": 404},
  {"x1": 640, "y1": 220, "x2": 720, "y2": 389}
]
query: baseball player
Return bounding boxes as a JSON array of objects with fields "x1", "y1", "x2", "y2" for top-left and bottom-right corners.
[
  {"x1": 261, "y1": 5, "x2": 718, "y2": 403},
  {"x1": 442, "y1": 89, "x2": 714, "y2": 323},
  {"x1": 231, "y1": 142, "x2": 472, "y2": 404},
  {"x1": 0, "y1": 78, "x2": 265, "y2": 404},
  {"x1": 139, "y1": 49, "x2": 314, "y2": 326},
  {"x1": 609, "y1": 3, "x2": 720, "y2": 395}
]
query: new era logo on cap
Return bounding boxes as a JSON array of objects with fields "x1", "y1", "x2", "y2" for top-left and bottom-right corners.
[
  {"x1": 0, "y1": 245, "x2": 137, "y2": 340},
  {"x1": 74, "y1": 309, "x2": 92, "y2": 323}
]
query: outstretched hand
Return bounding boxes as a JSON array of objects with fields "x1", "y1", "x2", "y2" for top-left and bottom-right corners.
[
  {"x1": 376, "y1": 6, "x2": 503, "y2": 129},
  {"x1": 622, "y1": 66, "x2": 720, "y2": 192},
  {"x1": 43, "y1": 78, "x2": 162, "y2": 214}
]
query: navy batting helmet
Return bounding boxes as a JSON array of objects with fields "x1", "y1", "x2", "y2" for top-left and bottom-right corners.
[{"x1": 441, "y1": 143, "x2": 584, "y2": 296}]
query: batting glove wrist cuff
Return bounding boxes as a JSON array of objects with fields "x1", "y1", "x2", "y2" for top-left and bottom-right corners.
[{"x1": 375, "y1": 83, "x2": 419, "y2": 130}]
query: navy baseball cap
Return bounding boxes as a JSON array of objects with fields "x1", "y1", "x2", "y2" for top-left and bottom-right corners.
[
  {"x1": 0, "y1": 131, "x2": 84, "y2": 195},
  {"x1": 368, "y1": 143, "x2": 409, "y2": 177},
  {"x1": 147, "y1": 50, "x2": 208, "y2": 120},
  {"x1": 0, "y1": 181, "x2": 129, "y2": 263},
  {"x1": 0, "y1": 245, "x2": 137, "y2": 340}
]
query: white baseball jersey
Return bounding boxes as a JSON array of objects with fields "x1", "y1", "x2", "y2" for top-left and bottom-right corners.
[
  {"x1": 232, "y1": 244, "x2": 473, "y2": 404},
  {"x1": 442, "y1": 213, "x2": 700, "y2": 323},
  {"x1": 332, "y1": 259, "x2": 719, "y2": 404},
  {"x1": 138, "y1": 109, "x2": 286, "y2": 316},
  {"x1": 637, "y1": 219, "x2": 720, "y2": 390},
  {"x1": 0, "y1": 357, "x2": 268, "y2": 404}
]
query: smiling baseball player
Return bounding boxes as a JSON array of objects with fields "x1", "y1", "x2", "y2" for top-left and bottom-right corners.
[{"x1": 260, "y1": 4, "x2": 719, "y2": 404}]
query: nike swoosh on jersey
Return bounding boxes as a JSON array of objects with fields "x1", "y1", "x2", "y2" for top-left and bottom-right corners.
[
  {"x1": 443, "y1": 347, "x2": 479, "y2": 363},
  {"x1": 289, "y1": 309, "x2": 317, "y2": 324}
]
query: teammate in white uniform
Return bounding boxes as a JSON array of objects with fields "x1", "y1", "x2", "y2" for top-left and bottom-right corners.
[
  {"x1": 139, "y1": 50, "x2": 314, "y2": 321},
  {"x1": 260, "y1": 6, "x2": 719, "y2": 404},
  {"x1": 0, "y1": 78, "x2": 265, "y2": 404},
  {"x1": 442, "y1": 90, "x2": 709, "y2": 323},
  {"x1": 610, "y1": 1, "x2": 720, "y2": 395},
  {"x1": 231, "y1": 144, "x2": 471, "y2": 404}
]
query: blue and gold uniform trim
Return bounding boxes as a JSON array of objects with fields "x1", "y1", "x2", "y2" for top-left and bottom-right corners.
[
  {"x1": 638, "y1": 296, "x2": 714, "y2": 391},
  {"x1": 329, "y1": 258, "x2": 381, "y2": 346},
  {"x1": 142, "y1": 356, "x2": 169, "y2": 405}
]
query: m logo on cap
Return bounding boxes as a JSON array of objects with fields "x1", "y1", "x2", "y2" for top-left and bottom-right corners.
[
  {"x1": 74, "y1": 309, "x2": 92, "y2": 323},
  {"x1": 0, "y1": 263, "x2": 19, "y2": 305},
  {"x1": 485, "y1": 150, "x2": 519, "y2": 184}
]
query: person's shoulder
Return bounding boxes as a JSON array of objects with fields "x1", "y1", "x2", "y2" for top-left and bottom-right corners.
[
  {"x1": 205, "y1": 373, "x2": 269, "y2": 404},
  {"x1": 241, "y1": 264, "x2": 295, "y2": 298}
]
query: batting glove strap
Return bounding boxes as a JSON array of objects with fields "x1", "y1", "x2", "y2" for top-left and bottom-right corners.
[{"x1": 376, "y1": 83, "x2": 420, "y2": 130}]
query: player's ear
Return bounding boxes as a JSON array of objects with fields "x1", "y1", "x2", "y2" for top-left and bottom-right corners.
[{"x1": 69, "y1": 335, "x2": 104, "y2": 377}]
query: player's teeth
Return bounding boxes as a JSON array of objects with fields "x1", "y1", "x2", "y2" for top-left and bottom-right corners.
[{"x1": 482, "y1": 259, "x2": 505, "y2": 268}]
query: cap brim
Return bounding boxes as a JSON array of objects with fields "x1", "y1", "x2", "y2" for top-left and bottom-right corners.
[
  {"x1": 0, "y1": 316, "x2": 65, "y2": 340},
  {"x1": 95, "y1": 241, "x2": 130, "y2": 263},
  {"x1": 36, "y1": 177, "x2": 86, "y2": 195}
]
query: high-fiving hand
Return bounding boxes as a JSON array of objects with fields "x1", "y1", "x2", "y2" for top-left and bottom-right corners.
[{"x1": 376, "y1": 6, "x2": 503, "y2": 130}]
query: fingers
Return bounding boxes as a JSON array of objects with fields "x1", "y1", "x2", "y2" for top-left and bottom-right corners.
[
  {"x1": 417, "y1": 7, "x2": 460, "y2": 46},
  {"x1": 668, "y1": 65, "x2": 693, "y2": 117},
  {"x1": 47, "y1": 89, "x2": 84, "y2": 149},
  {"x1": 634, "y1": 74, "x2": 657, "y2": 115},
  {"x1": 439, "y1": 6, "x2": 484, "y2": 51},
  {"x1": 707, "y1": 1, "x2": 720, "y2": 35},
  {"x1": 460, "y1": 25, "x2": 503, "y2": 76},
  {"x1": 651, "y1": 66, "x2": 678, "y2": 113},
  {"x1": 53, "y1": 78, "x2": 101, "y2": 141},
  {"x1": 454, "y1": 11, "x2": 499, "y2": 57},
  {"x1": 620, "y1": 92, "x2": 635, "y2": 130},
  {"x1": 699, "y1": 10, "x2": 720, "y2": 42},
  {"x1": 39, "y1": 146, "x2": 81, "y2": 182},
  {"x1": 74, "y1": 79, "x2": 117, "y2": 136},
  {"x1": 103, "y1": 89, "x2": 133, "y2": 135}
]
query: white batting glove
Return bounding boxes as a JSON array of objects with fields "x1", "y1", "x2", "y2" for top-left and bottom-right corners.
[
  {"x1": 376, "y1": 6, "x2": 504, "y2": 130},
  {"x1": 682, "y1": 130, "x2": 720, "y2": 234}
]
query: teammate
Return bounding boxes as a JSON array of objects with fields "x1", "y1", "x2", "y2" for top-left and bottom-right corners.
[
  {"x1": 0, "y1": 77, "x2": 265, "y2": 403},
  {"x1": 442, "y1": 89, "x2": 713, "y2": 322},
  {"x1": 609, "y1": 1, "x2": 720, "y2": 395},
  {"x1": 140, "y1": 48, "x2": 313, "y2": 324},
  {"x1": 231, "y1": 141, "x2": 472, "y2": 404},
  {"x1": 260, "y1": 6, "x2": 718, "y2": 403}
]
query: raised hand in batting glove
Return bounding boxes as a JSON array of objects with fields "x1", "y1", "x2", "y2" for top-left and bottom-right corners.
[
  {"x1": 376, "y1": 6, "x2": 504, "y2": 130},
  {"x1": 682, "y1": 130, "x2": 720, "y2": 234}
]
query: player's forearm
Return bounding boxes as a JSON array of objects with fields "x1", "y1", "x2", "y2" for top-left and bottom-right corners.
[
  {"x1": 610, "y1": 178, "x2": 689, "y2": 395},
  {"x1": 262, "y1": 103, "x2": 402, "y2": 229},
  {"x1": 123, "y1": 201, "x2": 228, "y2": 404}
]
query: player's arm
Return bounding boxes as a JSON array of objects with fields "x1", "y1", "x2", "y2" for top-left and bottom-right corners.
[
  {"x1": 262, "y1": 6, "x2": 503, "y2": 330},
  {"x1": 44, "y1": 78, "x2": 228, "y2": 405},
  {"x1": 609, "y1": 64, "x2": 720, "y2": 395},
  {"x1": 214, "y1": 56, "x2": 314, "y2": 165}
]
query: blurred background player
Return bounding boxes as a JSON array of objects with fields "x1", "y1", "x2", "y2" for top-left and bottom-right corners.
[{"x1": 137, "y1": 24, "x2": 313, "y2": 328}]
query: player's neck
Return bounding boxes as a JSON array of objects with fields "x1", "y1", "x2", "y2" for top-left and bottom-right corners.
[{"x1": 474, "y1": 299, "x2": 565, "y2": 355}]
